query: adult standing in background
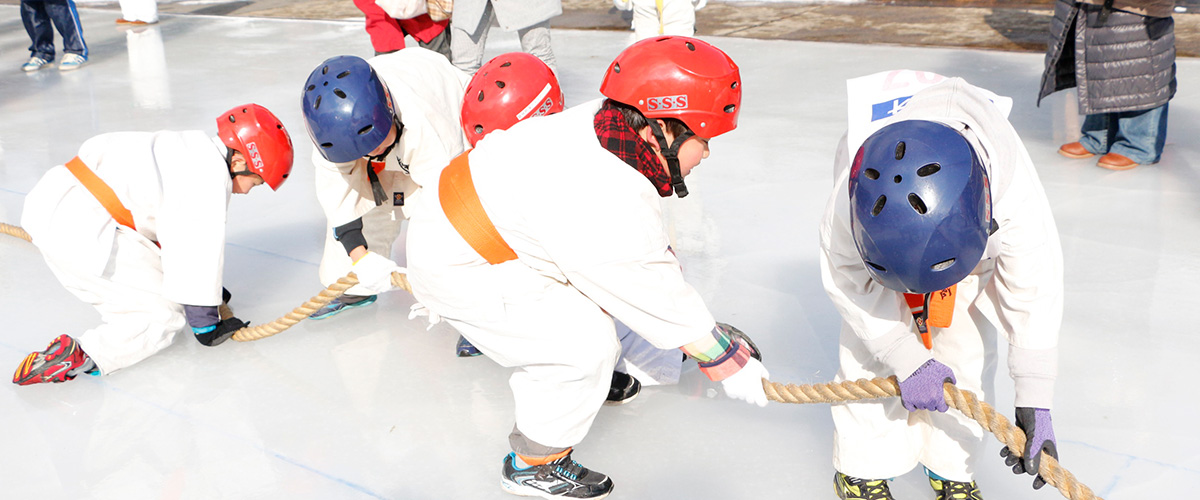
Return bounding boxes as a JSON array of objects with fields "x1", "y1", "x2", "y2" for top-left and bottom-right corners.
[
  {"x1": 116, "y1": 0, "x2": 158, "y2": 26},
  {"x1": 356, "y1": 0, "x2": 452, "y2": 58},
  {"x1": 1039, "y1": 0, "x2": 1176, "y2": 171},
  {"x1": 450, "y1": 0, "x2": 560, "y2": 75},
  {"x1": 19, "y1": 0, "x2": 88, "y2": 71}
]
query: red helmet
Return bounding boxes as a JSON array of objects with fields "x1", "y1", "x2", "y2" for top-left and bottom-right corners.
[
  {"x1": 461, "y1": 52, "x2": 565, "y2": 147},
  {"x1": 217, "y1": 104, "x2": 295, "y2": 190},
  {"x1": 599, "y1": 36, "x2": 741, "y2": 139}
]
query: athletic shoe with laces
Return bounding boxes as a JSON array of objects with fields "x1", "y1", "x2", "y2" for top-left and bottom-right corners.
[
  {"x1": 501, "y1": 451, "x2": 613, "y2": 499},
  {"x1": 604, "y1": 371, "x2": 640, "y2": 406},
  {"x1": 928, "y1": 474, "x2": 984, "y2": 500},
  {"x1": 456, "y1": 335, "x2": 482, "y2": 357},
  {"x1": 13, "y1": 334, "x2": 98, "y2": 386},
  {"x1": 22, "y1": 56, "x2": 51, "y2": 72},
  {"x1": 834, "y1": 472, "x2": 894, "y2": 500},
  {"x1": 308, "y1": 294, "x2": 377, "y2": 319},
  {"x1": 58, "y1": 53, "x2": 86, "y2": 71}
]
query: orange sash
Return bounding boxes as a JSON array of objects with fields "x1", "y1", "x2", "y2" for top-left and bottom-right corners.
[
  {"x1": 64, "y1": 156, "x2": 137, "y2": 230},
  {"x1": 438, "y1": 153, "x2": 518, "y2": 265},
  {"x1": 903, "y1": 284, "x2": 956, "y2": 349}
]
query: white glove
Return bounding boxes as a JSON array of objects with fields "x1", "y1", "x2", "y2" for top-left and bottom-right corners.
[
  {"x1": 612, "y1": 0, "x2": 632, "y2": 11},
  {"x1": 407, "y1": 302, "x2": 443, "y2": 331},
  {"x1": 693, "y1": 0, "x2": 707, "y2": 11},
  {"x1": 351, "y1": 251, "x2": 405, "y2": 295},
  {"x1": 720, "y1": 358, "x2": 770, "y2": 407}
]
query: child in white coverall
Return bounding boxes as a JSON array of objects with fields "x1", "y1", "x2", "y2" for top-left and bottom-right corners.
[
  {"x1": 13, "y1": 104, "x2": 294, "y2": 385},
  {"x1": 300, "y1": 48, "x2": 470, "y2": 320},
  {"x1": 404, "y1": 36, "x2": 770, "y2": 499},
  {"x1": 821, "y1": 71, "x2": 1064, "y2": 499}
]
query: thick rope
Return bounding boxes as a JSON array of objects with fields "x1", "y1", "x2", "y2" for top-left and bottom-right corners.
[
  {"x1": 764, "y1": 378, "x2": 1102, "y2": 500},
  {"x1": 1, "y1": 222, "x2": 32, "y2": 242},
  {"x1": 231, "y1": 271, "x2": 411, "y2": 342}
]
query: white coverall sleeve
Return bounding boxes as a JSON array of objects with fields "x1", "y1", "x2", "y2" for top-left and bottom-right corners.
[
  {"x1": 313, "y1": 149, "x2": 380, "y2": 228},
  {"x1": 818, "y1": 153, "x2": 931, "y2": 380},
  {"x1": 154, "y1": 133, "x2": 231, "y2": 307}
]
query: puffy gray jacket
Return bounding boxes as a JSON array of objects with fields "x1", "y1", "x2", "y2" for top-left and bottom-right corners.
[{"x1": 1038, "y1": 0, "x2": 1176, "y2": 114}]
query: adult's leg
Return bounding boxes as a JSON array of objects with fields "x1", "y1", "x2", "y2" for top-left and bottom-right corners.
[
  {"x1": 516, "y1": 21, "x2": 557, "y2": 74},
  {"x1": 450, "y1": 1, "x2": 492, "y2": 74},
  {"x1": 1077, "y1": 112, "x2": 1113, "y2": 156},
  {"x1": 1108, "y1": 103, "x2": 1170, "y2": 164},
  {"x1": 399, "y1": 15, "x2": 452, "y2": 59}
]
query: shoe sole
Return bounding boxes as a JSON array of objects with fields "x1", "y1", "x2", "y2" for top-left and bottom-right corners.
[
  {"x1": 308, "y1": 296, "x2": 377, "y2": 320},
  {"x1": 1097, "y1": 160, "x2": 1138, "y2": 171},
  {"x1": 602, "y1": 390, "x2": 638, "y2": 406},
  {"x1": 500, "y1": 478, "x2": 611, "y2": 499}
]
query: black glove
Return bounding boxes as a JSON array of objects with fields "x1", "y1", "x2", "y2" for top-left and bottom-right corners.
[
  {"x1": 193, "y1": 317, "x2": 249, "y2": 347},
  {"x1": 1000, "y1": 407, "x2": 1058, "y2": 490}
]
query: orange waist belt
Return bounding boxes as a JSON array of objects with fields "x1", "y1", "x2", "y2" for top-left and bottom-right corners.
[
  {"x1": 438, "y1": 153, "x2": 518, "y2": 265},
  {"x1": 64, "y1": 156, "x2": 137, "y2": 230}
]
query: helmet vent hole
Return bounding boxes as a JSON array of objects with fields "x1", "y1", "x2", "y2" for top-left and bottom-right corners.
[
  {"x1": 723, "y1": 104, "x2": 736, "y2": 113},
  {"x1": 313, "y1": 96, "x2": 322, "y2": 109},
  {"x1": 495, "y1": 81, "x2": 506, "y2": 89},
  {"x1": 474, "y1": 125, "x2": 484, "y2": 134},
  {"x1": 907, "y1": 193, "x2": 927, "y2": 214},
  {"x1": 931, "y1": 258, "x2": 955, "y2": 272},
  {"x1": 894, "y1": 141, "x2": 906, "y2": 160},
  {"x1": 685, "y1": 41, "x2": 696, "y2": 51},
  {"x1": 500, "y1": 62, "x2": 512, "y2": 68},
  {"x1": 871, "y1": 195, "x2": 887, "y2": 216},
  {"x1": 306, "y1": 84, "x2": 315, "y2": 91},
  {"x1": 227, "y1": 115, "x2": 236, "y2": 123},
  {"x1": 613, "y1": 63, "x2": 621, "y2": 73},
  {"x1": 476, "y1": 90, "x2": 485, "y2": 102},
  {"x1": 336, "y1": 70, "x2": 351, "y2": 79},
  {"x1": 321, "y1": 65, "x2": 329, "y2": 75},
  {"x1": 893, "y1": 175, "x2": 902, "y2": 183},
  {"x1": 357, "y1": 125, "x2": 374, "y2": 136},
  {"x1": 333, "y1": 89, "x2": 347, "y2": 99},
  {"x1": 321, "y1": 142, "x2": 333, "y2": 149},
  {"x1": 864, "y1": 168, "x2": 879, "y2": 180},
  {"x1": 866, "y1": 261, "x2": 887, "y2": 272},
  {"x1": 731, "y1": 81, "x2": 739, "y2": 89},
  {"x1": 917, "y1": 163, "x2": 941, "y2": 177}
]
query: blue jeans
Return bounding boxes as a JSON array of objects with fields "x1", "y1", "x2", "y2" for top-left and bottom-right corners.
[
  {"x1": 20, "y1": 0, "x2": 88, "y2": 61},
  {"x1": 1079, "y1": 103, "x2": 1169, "y2": 165}
]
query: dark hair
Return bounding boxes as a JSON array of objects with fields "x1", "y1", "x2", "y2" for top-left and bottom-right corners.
[{"x1": 605, "y1": 99, "x2": 689, "y2": 139}]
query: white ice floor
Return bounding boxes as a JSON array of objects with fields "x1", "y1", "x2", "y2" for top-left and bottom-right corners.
[{"x1": 1, "y1": 7, "x2": 1198, "y2": 500}]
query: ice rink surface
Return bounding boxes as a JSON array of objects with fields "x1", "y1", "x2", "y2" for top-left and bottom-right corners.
[{"x1": 1, "y1": 7, "x2": 1198, "y2": 500}]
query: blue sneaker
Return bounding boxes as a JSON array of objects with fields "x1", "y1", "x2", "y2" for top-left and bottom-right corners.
[
  {"x1": 308, "y1": 294, "x2": 377, "y2": 320},
  {"x1": 456, "y1": 335, "x2": 482, "y2": 357},
  {"x1": 501, "y1": 451, "x2": 612, "y2": 499},
  {"x1": 58, "y1": 53, "x2": 86, "y2": 71},
  {"x1": 22, "y1": 56, "x2": 51, "y2": 72}
]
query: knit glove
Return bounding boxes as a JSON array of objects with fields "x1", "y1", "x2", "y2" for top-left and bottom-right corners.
[
  {"x1": 897, "y1": 359, "x2": 956, "y2": 412},
  {"x1": 719, "y1": 357, "x2": 769, "y2": 407},
  {"x1": 1001, "y1": 407, "x2": 1058, "y2": 490},
  {"x1": 352, "y1": 251, "x2": 404, "y2": 295}
]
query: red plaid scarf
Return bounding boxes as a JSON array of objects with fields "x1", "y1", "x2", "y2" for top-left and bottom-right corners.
[{"x1": 593, "y1": 101, "x2": 672, "y2": 197}]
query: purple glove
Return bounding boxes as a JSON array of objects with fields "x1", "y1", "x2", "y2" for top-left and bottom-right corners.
[
  {"x1": 1001, "y1": 407, "x2": 1058, "y2": 490},
  {"x1": 898, "y1": 359, "x2": 956, "y2": 412}
]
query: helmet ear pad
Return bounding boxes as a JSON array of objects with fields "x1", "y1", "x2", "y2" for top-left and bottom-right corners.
[
  {"x1": 302, "y1": 56, "x2": 394, "y2": 163},
  {"x1": 849, "y1": 120, "x2": 991, "y2": 294}
]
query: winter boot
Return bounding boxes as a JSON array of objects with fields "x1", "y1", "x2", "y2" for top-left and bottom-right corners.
[
  {"x1": 604, "y1": 371, "x2": 640, "y2": 406},
  {"x1": 501, "y1": 451, "x2": 613, "y2": 499},
  {"x1": 834, "y1": 472, "x2": 894, "y2": 500},
  {"x1": 13, "y1": 334, "x2": 98, "y2": 385},
  {"x1": 308, "y1": 294, "x2": 377, "y2": 320},
  {"x1": 927, "y1": 468, "x2": 983, "y2": 500}
]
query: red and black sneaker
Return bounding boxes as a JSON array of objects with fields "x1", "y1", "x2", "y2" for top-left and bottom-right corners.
[{"x1": 12, "y1": 334, "x2": 97, "y2": 386}]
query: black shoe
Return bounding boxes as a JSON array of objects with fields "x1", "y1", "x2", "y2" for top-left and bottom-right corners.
[
  {"x1": 604, "y1": 371, "x2": 640, "y2": 406},
  {"x1": 834, "y1": 472, "x2": 894, "y2": 500},
  {"x1": 501, "y1": 451, "x2": 613, "y2": 499}
]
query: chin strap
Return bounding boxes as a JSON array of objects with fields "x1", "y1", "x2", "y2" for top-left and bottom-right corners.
[{"x1": 645, "y1": 120, "x2": 693, "y2": 198}]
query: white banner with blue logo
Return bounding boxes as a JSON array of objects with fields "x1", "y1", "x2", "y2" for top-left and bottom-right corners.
[{"x1": 846, "y1": 70, "x2": 1012, "y2": 152}]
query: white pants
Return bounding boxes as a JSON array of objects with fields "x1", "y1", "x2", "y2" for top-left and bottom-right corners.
[
  {"x1": 443, "y1": 280, "x2": 621, "y2": 453},
  {"x1": 630, "y1": 0, "x2": 696, "y2": 40},
  {"x1": 117, "y1": 0, "x2": 158, "y2": 23},
  {"x1": 319, "y1": 202, "x2": 404, "y2": 297},
  {"x1": 831, "y1": 269, "x2": 999, "y2": 481}
]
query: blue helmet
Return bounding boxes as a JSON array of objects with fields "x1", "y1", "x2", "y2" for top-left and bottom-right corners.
[
  {"x1": 302, "y1": 56, "x2": 393, "y2": 163},
  {"x1": 848, "y1": 120, "x2": 992, "y2": 294}
]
